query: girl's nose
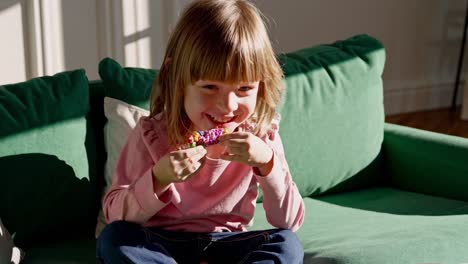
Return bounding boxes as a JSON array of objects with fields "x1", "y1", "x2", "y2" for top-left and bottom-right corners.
[{"x1": 217, "y1": 92, "x2": 238, "y2": 113}]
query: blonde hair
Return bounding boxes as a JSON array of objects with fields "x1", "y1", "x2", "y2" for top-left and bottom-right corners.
[{"x1": 150, "y1": 0, "x2": 284, "y2": 146}]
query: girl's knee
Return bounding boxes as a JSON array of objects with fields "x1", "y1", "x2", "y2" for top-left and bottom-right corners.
[
  {"x1": 99, "y1": 221, "x2": 139, "y2": 241},
  {"x1": 97, "y1": 221, "x2": 142, "y2": 255},
  {"x1": 97, "y1": 221, "x2": 148, "y2": 264},
  {"x1": 272, "y1": 229, "x2": 304, "y2": 261},
  {"x1": 107, "y1": 220, "x2": 140, "y2": 232},
  {"x1": 273, "y1": 229, "x2": 300, "y2": 243}
]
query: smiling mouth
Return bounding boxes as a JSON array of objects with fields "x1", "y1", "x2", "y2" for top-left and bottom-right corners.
[{"x1": 206, "y1": 114, "x2": 236, "y2": 125}]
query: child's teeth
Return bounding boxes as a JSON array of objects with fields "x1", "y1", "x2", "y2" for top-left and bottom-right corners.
[{"x1": 210, "y1": 115, "x2": 232, "y2": 123}]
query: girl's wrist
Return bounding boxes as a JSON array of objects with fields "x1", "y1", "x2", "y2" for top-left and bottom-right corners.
[
  {"x1": 153, "y1": 179, "x2": 171, "y2": 195},
  {"x1": 254, "y1": 150, "x2": 274, "y2": 176},
  {"x1": 152, "y1": 166, "x2": 172, "y2": 191}
]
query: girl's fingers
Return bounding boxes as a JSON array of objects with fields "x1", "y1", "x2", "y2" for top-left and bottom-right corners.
[
  {"x1": 172, "y1": 147, "x2": 206, "y2": 166},
  {"x1": 171, "y1": 148, "x2": 206, "y2": 181},
  {"x1": 219, "y1": 132, "x2": 249, "y2": 142},
  {"x1": 177, "y1": 161, "x2": 203, "y2": 181},
  {"x1": 222, "y1": 141, "x2": 248, "y2": 154},
  {"x1": 172, "y1": 146, "x2": 206, "y2": 159},
  {"x1": 224, "y1": 145, "x2": 243, "y2": 155},
  {"x1": 189, "y1": 148, "x2": 207, "y2": 162},
  {"x1": 220, "y1": 139, "x2": 248, "y2": 153},
  {"x1": 222, "y1": 138, "x2": 246, "y2": 145}
]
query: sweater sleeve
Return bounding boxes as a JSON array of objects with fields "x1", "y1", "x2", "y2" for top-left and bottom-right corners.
[
  {"x1": 102, "y1": 117, "x2": 173, "y2": 224},
  {"x1": 254, "y1": 117, "x2": 305, "y2": 232}
]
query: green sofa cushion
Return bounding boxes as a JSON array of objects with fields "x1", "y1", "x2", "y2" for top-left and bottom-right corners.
[
  {"x1": 98, "y1": 35, "x2": 386, "y2": 198},
  {"x1": 98, "y1": 57, "x2": 157, "y2": 109},
  {"x1": 252, "y1": 187, "x2": 468, "y2": 263},
  {"x1": 277, "y1": 34, "x2": 386, "y2": 197},
  {"x1": 0, "y1": 70, "x2": 97, "y2": 247}
]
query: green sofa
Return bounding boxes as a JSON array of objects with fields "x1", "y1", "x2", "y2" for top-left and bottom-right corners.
[{"x1": 1, "y1": 34, "x2": 468, "y2": 264}]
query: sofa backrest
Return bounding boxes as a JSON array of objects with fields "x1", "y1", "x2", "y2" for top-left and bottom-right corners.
[
  {"x1": 277, "y1": 34, "x2": 386, "y2": 197},
  {"x1": 0, "y1": 70, "x2": 100, "y2": 247}
]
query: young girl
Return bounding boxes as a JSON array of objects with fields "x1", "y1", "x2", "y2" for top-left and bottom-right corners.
[{"x1": 97, "y1": 0, "x2": 305, "y2": 263}]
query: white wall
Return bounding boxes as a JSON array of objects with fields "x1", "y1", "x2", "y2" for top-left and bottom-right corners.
[
  {"x1": 253, "y1": 0, "x2": 467, "y2": 114},
  {"x1": 0, "y1": 0, "x2": 28, "y2": 84},
  {"x1": 0, "y1": 0, "x2": 100, "y2": 81},
  {"x1": 0, "y1": 0, "x2": 466, "y2": 115}
]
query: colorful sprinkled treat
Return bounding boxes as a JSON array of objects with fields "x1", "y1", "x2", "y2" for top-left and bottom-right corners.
[{"x1": 181, "y1": 127, "x2": 229, "y2": 149}]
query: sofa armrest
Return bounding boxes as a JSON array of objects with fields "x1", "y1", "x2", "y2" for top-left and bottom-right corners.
[{"x1": 383, "y1": 123, "x2": 468, "y2": 202}]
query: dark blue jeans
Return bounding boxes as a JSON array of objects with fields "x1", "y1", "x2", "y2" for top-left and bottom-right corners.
[{"x1": 97, "y1": 221, "x2": 303, "y2": 264}]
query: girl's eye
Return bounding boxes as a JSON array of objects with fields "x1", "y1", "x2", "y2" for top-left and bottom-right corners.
[
  {"x1": 202, "y1": 85, "x2": 217, "y2": 90},
  {"x1": 239, "y1": 86, "x2": 253, "y2": 92}
]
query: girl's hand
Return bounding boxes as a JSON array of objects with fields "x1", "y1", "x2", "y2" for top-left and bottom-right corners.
[
  {"x1": 152, "y1": 146, "x2": 207, "y2": 186},
  {"x1": 219, "y1": 131, "x2": 274, "y2": 175}
]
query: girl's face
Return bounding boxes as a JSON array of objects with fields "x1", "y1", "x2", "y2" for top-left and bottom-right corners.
[{"x1": 184, "y1": 80, "x2": 260, "y2": 132}]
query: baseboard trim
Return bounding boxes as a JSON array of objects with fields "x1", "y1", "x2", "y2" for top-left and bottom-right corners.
[{"x1": 384, "y1": 82, "x2": 464, "y2": 115}]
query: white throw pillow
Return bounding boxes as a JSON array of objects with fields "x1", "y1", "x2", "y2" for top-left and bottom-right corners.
[
  {"x1": 103, "y1": 97, "x2": 150, "y2": 187},
  {"x1": 0, "y1": 219, "x2": 24, "y2": 264},
  {"x1": 95, "y1": 97, "x2": 149, "y2": 237}
]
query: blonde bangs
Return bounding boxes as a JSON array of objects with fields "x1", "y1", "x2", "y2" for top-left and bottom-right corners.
[{"x1": 189, "y1": 36, "x2": 269, "y2": 85}]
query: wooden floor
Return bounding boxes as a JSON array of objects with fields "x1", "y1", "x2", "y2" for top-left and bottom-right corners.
[{"x1": 385, "y1": 107, "x2": 468, "y2": 139}]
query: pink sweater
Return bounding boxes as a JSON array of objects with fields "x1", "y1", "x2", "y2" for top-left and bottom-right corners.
[{"x1": 103, "y1": 114, "x2": 304, "y2": 232}]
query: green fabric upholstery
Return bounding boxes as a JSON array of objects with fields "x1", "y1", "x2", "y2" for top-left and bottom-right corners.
[
  {"x1": 277, "y1": 34, "x2": 386, "y2": 197},
  {"x1": 0, "y1": 70, "x2": 98, "y2": 247},
  {"x1": 21, "y1": 239, "x2": 96, "y2": 264},
  {"x1": 2, "y1": 34, "x2": 467, "y2": 263},
  {"x1": 0, "y1": 70, "x2": 89, "y2": 137},
  {"x1": 98, "y1": 57, "x2": 156, "y2": 109},
  {"x1": 384, "y1": 123, "x2": 468, "y2": 202},
  {"x1": 252, "y1": 187, "x2": 468, "y2": 264}
]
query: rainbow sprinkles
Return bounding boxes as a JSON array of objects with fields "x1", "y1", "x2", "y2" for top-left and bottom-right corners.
[{"x1": 181, "y1": 127, "x2": 229, "y2": 149}]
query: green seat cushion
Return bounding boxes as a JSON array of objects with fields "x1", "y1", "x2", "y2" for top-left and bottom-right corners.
[
  {"x1": 277, "y1": 34, "x2": 386, "y2": 197},
  {"x1": 22, "y1": 239, "x2": 96, "y2": 264},
  {"x1": 0, "y1": 70, "x2": 97, "y2": 247},
  {"x1": 252, "y1": 187, "x2": 468, "y2": 263},
  {"x1": 98, "y1": 57, "x2": 157, "y2": 109}
]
